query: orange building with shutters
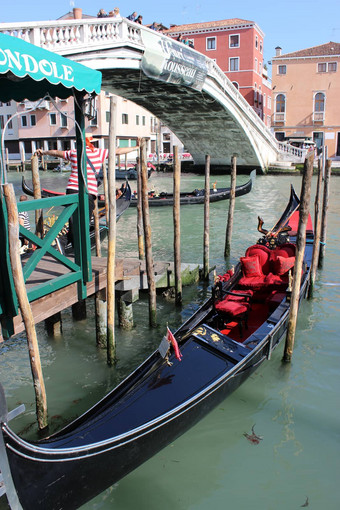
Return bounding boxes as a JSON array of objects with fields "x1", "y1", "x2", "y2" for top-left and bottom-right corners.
[
  {"x1": 271, "y1": 42, "x2": 340, "y2": 158},
  {"x1": 165, "y1": 19, "x2": 272, "y2": 127}
]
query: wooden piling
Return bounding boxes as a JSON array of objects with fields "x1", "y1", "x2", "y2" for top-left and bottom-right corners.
[
  {"x1": 107, "y1": 96, "x2": 117, "y2": 364},
  {"x1": 318, "y1": 159, "x2": 332, "y2": 268},
  {"x1": 203, "y1": 154, "x2": 210, "y2": 280},
  {"x1": 224, "y1": 155, "x2": 237, "y2": 258},
  {"x1": 72, "y1": 300, "x2": 86, "y2": 320},
  {"x1": 102, "y1": 161, "x2": 109, "y2": 225},
  {"x1": 141, "y1": 138, "x2": 157, "y2": 326},
  {"x1": 93, "y1": 197, "x2": 101, "y2": 258},
  {"x1": 3, "y1": 183, "x2": 48, "y2": 429},
  {"x1": 45, "y1": 312, "x2": 62, "y2": 337},
  {"x1": 308, "y1": 156, "x2": 323, "y2": 298},
  {"x1": 136, "y1": 156, "x2": 145, "y2": 260},
  {"x1": 31, "y1": 154, "x2": 43, "y2": 238},
  {"x1": 95, "y1": 288, "x2": 107, "y2": 348},
  {"x1": 283, "y1": 153, "x2": 314, "y2": 363},
  {"x1": 173, "y1": 145, "x2": 182, "y2": 305}
]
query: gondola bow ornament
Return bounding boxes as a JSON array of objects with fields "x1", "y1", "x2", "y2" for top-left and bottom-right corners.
[{"x1": 167, "y1": 326, "x2": 182, "y2": 361}]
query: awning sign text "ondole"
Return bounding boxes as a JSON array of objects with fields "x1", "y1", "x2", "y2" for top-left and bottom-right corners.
[{"x1": 0, "y1": 48, "x2": 74, "y2": 83}]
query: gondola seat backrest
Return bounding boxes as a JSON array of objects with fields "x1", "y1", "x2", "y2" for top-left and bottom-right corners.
[{"x1": 238, "y1": 243, "x2": 296, "y2": 292}]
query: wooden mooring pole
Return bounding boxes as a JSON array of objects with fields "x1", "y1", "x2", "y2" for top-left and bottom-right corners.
[
  {"x1": 3, "y1": 183, "x2": 48, "y2": 429},
  {"x1": 203, "y1": 154, "x2": 210, "y2": 280},
  {"x1": 94, "y1": 193, "x2": 107, "y2": 348},
  {"x1": 141, "y1": 138, "x2": 157, "y2": 326},
  {"x1": 31, "y1": 154, "x2": 43, "y2": 238},
  {"x1": 107, "y1": 96, "x2": 117, "y2": 364},
  {"x1": 136, "y1": 156, "x2": 144, "y2": 260},
  {"x1": 173, "y1": 145, "x2": 182, "y2": 305},
  {"x1": 224, "y1": 155, "x2": 237, "y2": 258},
  {"x1": 308, "y1": 156, "x2": 323, "y2": 298},
  {"x1": 283, "y1": 153, "x2": 314, "y2": 363},
  {"x1": 318, "y1": 159, "x2": 332, "y2": 268}
]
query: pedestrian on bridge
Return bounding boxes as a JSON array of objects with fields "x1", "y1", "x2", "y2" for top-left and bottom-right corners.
[{"x1": 126, "y1": 11, "x2": 137, "y2": 21}]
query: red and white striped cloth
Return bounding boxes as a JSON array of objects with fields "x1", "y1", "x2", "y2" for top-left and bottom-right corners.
[{"x1": 64, "y1": 148, "x2": 108, "y2": 196}]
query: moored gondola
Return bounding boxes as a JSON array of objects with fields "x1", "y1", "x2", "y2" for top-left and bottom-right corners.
[
  {"x1": 0, "y1": 185, "x2": 313, "y2": 510},
  {"x1": 130, "y1": 170, "x2": 255, "y2": 207}
]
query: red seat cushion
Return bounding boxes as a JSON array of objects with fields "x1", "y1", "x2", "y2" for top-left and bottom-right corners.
[
  {"x1": 273, "y1": 256, "x2": 295, "y2": 276},
  {"x1": 245, "y1": 245, "x2": 271, "y2": 275},
  {"x1": 238, "y1": 275, "x2": 267, "y2": 290},
  {"x1": 274, "y1": 243, "x2": 296, "y2": 259},
  {"x1": 215, "y1": 300, "x2": 249, "y2": 316},
  {"x1": 240, "y1": 255, "x2": 263, "y2": 277}
]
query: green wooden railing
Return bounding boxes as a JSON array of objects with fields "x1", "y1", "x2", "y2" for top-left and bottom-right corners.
[{"x1": 17, "y1": 193, "x2": 92, "y2": 303}]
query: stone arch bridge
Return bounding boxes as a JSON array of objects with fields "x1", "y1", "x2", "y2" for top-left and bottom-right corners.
[{"x1": 0, "y1": 18, "x2": 302, "y2": 172}]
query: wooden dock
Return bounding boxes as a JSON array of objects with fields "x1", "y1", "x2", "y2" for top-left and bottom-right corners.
[{"x1": 10, "y1": 255, "x2": 200, "y2": 337}]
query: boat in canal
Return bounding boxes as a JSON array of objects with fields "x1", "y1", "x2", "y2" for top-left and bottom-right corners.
[
  {"x1": 0, "y1": 184, "x2": 314, "y2": 510},
  {"x1": 21, "y1": 178, "x2": 131, "y2": 219},
  {"x1": 130, "y1": 170, "x2": 255, "y2": 207}
]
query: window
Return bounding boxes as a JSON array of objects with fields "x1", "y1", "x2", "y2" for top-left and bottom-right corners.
[
  {"x1": 254, "y1": 84, "x2": 257, "y2": 102},
  {"x1": 260, "y1": 41, "x2": 263, "y2": 53},
  {"x1": 318, "y1": 62, "x2": 337, "y2": 73},
  {"x1": 136, "y1": 115, "x2": 139, "y2": 125},
  {"x1": 106, "y1": 111, "x2": 110, "y2": 123},
  {"x1": 7, "y1": 115, "x2": 13, "y2": 130},
  {"x1": 229, "y1": 57, "x2": 239, "y2": 71},
  {"x1": 90, "y1": 112, "x2": 98, "y2": 126},
  {"x1": 0, "y1": 115, "x2": 4, "y2": 129},
  {"x1": 263, "y1": 93, "x2": 266, "y2": 107},
  {"x1": 276, "y1": 94, "x2": 285, "y2": 112},
  {"x1": 60, "y1": 113, "x2": 67, "y2": 128},
  {"x1": 275, "y1": 132, "x2": 285, "y2": 142},
  {"x1": 278, "y1": 65, "x2": 286, "y2": 75},
  {"x1": 314, "y1": 92, "x2": 325, "y2": 121},
  {"x1": 255, "y1": 58, "x2": 258, "y2": 73},
  {"x1": 142, "y1": 116, "x2": 146, "y2": 126},
  {"x1": 206, "y1": 37, "x2": 216, "y2": 50},
  {"x1": 255, "y1": 35, "x2": 258, "y2": 49},
  {"x1": 122, "y1": 113, "x2": 128, "y2": 124},
  {"x1": 21, "y1": 115, "x2": 28, "y2": 127},
  {"x1": 30, "y1": 114, "x2": 36, "y2": 127},
  {"x1": 274, "y1": 94, "x2": 286, "y2": 122},
  {"x1": 229, "y1": 34, "x2": 239, "y2": 48},
  {"x1": 49, "y1": 113, "x2": 57, "y2": 126},
  {"x1": 232, "y1": 81, "x2": 239, "y2": 90}
]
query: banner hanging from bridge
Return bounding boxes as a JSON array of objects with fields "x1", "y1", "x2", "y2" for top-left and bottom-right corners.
[{"x1": 141, "y1": 31, "x2": 207, "y2": 91}]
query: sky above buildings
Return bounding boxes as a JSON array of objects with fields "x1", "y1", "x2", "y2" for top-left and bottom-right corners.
[{"x1": 1, "y1": 0, "x2": 339, "y2": 75}]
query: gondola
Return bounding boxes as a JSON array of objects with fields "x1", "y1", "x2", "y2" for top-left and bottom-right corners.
[
  {"x1": 0, "y1": 185, "x2": 314, "y2": 510},
  {"x1": 21, "y1": 178, "x2": 131, "y2": 219},
  {"x1": 130, "y1": 170, "x2": 255, "y2": 207}
]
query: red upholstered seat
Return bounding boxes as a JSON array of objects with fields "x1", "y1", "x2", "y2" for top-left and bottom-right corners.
[{"x1": 214, "y1": 290, "x2": 253, "y2": 337}]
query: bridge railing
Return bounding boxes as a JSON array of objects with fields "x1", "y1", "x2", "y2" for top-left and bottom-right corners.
[
  {"x1": 206, "y1": 60, "x2": 278, "y2": 149},
  {"x1": 277, "y1": 142, "x2": 307, "y2": 162},
  {"x1": 0, "y1": 18, "x2": 143, "y2": 52}
]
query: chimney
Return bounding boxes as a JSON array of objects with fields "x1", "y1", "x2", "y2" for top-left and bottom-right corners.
[
  {"x1": 73, "y1": 7, "x2": 82, "y2": 19},
  {"x1": 275, "y1": 46, "x2": 282, "y2": 57}
]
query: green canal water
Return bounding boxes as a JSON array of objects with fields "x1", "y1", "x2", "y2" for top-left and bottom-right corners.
[{"x1": 0, "y1": 171, "x2": 339, "y2": 510}]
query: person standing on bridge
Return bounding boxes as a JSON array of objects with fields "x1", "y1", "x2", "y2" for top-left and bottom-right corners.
[{"x1": 126, "y1": 11, "x2": 137, "y2": 21}]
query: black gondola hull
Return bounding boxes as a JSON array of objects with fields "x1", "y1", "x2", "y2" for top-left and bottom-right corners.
[{"x1": 129, "y1": 170, "x2": 255, "y2": 207}]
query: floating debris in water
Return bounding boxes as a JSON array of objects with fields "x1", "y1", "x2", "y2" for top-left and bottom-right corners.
[
  {"x1": 243, "y1": 424, "x2": 263, "y2": 445},
  {"x1": 301, "y1": 496, "x2": 309, "y2": 507}
]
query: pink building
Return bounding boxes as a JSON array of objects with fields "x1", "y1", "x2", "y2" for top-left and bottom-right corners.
[
  {"x1": 166, "y1": 18, "x2": 272, "y2": 126},
  {"x1": 271, "y1": 42, "x2": 340, "y2": 157}
]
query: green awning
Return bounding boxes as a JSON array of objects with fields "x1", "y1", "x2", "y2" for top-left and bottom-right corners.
[{"x1": 0, "y1": 33, "x2": 102, "y2": 102}]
